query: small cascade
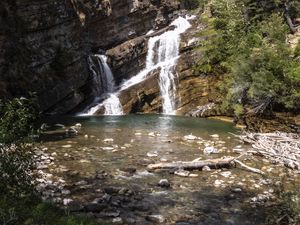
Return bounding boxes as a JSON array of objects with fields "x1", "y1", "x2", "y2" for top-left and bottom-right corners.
[
  {"x1": 88, "y1": 54, "x2": 115, "y2": 94},
  {"x1": 86, "y1": 93, "x2": 123, "y2": 115},
  {"x1": 82, "y1": 54, "x2": 124, "y2": 116}
]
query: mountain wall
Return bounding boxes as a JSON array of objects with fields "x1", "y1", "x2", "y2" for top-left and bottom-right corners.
[{"x1": 0, "y1": 0, "x2": 180, "y2": 113}]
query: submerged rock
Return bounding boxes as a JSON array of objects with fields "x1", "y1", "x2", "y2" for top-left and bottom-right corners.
[
  {"x1": 158, "y1": 179, "x2": 171, "y2": 188},
  {"x1": 203, "y1": 146, "x2": 219, "y2": 154},
  {"x1": 202, "y1": 165, "x2": 211, "y2": 171},
  {"x1": 210, "y1": 134, "x2": 219, "y2": 138},
  {"x1": 147, "y1": 151, "x2": 158, "y2": 157},
  {"x1": 147, "y1": 215, "x2": 165, "y2": 223},
  {"x1": 103, "y1": 138, "x2": 114, "y2": 143},
  {"x1": 183, "y1": 134, "x2": 198, "y2": 141},
  {"x1": 84, "y1": 203, "x2": 106, "y2": 213}
]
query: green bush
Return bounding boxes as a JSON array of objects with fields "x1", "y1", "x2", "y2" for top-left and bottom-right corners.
[
  {"x1": 196, "y1": 0, "x2": 300, "y2": 116},
  {"x1": 0, "y1": 96, "x2": 39, "y2": 197},
  {"x1": 0, "y1": 197, "x2": 107, "y2": 225},
  {"x1": 0, "y1": 95, "x2": 39, "y2": 144}
]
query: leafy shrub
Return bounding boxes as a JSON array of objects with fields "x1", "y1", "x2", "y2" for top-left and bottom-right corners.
[
  {"x1": 0, "y1": 95, "x2": 39, "y2": 144},
  {"x1": 196, "y1": 0, "x2": 300, "y2": 116},
  {"x1": 0, "y1": 96, "x2": 39, "y2": 197}
]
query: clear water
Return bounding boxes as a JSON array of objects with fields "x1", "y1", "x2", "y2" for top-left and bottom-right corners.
[{"x1": 39, "y1": 115, "x2": 299, "y2": 225}]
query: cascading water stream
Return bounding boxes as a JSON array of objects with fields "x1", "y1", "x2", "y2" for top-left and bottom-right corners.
[
  {"x1": 82, "y1": 54, "x2": 123, "y2": 116},
  {"x1": 83, "y1": 16, "x2": 193, "y2": 116}
]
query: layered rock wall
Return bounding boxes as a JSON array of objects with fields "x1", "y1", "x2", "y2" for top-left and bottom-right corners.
[{"x1": 0, "y1": 0, "x2": 180, "y2": 113}]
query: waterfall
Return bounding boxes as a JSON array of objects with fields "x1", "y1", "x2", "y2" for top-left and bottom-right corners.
[
  {"x1": 82, "y1": 54, "x2": 124, "y2": 116},
  {"x1": 88, "y1": 54, "x2": 115, "y2": 94},
  {"x1": 119, "y1": 16, "x2": 192, "y2": 114},
  {"x1": 82, "y1": 16, "x2": 193, "y2": 116}
]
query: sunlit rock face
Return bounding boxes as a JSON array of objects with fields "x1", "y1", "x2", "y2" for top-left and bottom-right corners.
[
  {"x1": 97, "y1": 14, "x2": 222, "y2": 116},
  {"x1": 0, "y1": 0, "x2": 180, "y2": 114}
]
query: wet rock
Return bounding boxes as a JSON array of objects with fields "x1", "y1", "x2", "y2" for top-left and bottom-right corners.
[
  {"x1": 75, "y1": 180, "x2": 88, "y2": 186},
  {"x1": 84, "y1": 203, "x2": 106, "y2": 213},
  {"x1": 231, "y1": 188, "x2": 242, "y2": 193},
  {"x1": 104, "y1": 187, "x2": 121, "y2": 195},
  {"x1": 147, "y1": 151, "x2": 158, "y2": 157},
  {"x1": 63, "y1": 198, "x2": 73, "y2": 206},
  {"x1": 147, "y1": 215, "x2": 165, "y2": 223},
  {"x1": 62, "y1": 144, "x2": 72, "y2": 148},
  {"x1": 220, "y1": 171, "x2": 231, "y2": 178},
  {"x1": 102, "y1": 147, "x2": 115, "y2": 151},
  {"x1": 93, "y1": 194, "x2": 112, "y2": 204},
  {"x1": 37, "y1": 164, "x2": 48, "y2": 170},
  {"x1": 124, "y1": 217, "x2": 136, "y2": 224},
  {"x1": 203, "y1": 146, "x2": 219, "y2": 154},
  {"x1": 120, "y1": 167, "x2": 137, "y2": 174},
  {"x1": 124, "y1": 143, "x2": 133, "y2": 148},
  {"x1": 158, "y1": 179, "x2": 171, "y2": 188},
  {"x1": 128, "y1": 202, "x2": 150, "y2": 212},
  {"x1": 210, "y1": 134, "x2": 219, "y2": 138},
  {"x1": 160, "y1": 158, "x2": 168, "y2": 162},
  {"x1": 61, "y1": 189, "x2": 71, "y2": 195},
  {"x1": 183, "y1": 134, "x2": 197, "y2": 141},
  {"x1": 95, "y1": 170, "x2": 109, "y2": 179},
  {"x1": 214, "y1": 179, "x2": 224, "y2": 187},
  {"x1": 100, "y1": 210, "x2": 120, "y2": 218},
  {"x1": 65, "y1": 128, "x2": 78, "y2": 136},
  {"x1": 68, "y1": 201, "x2": 84, "y2": 212},
  {"x1": 75, "y1": 123, "x2": 82, "y2": 129},
  {"x1": 103, "y1": 138, "x2": 114, "y2": 143},
  {"x1": 69, "y1": 170, "x2": 80, "y2": 176},
  {"x1": 119, "y1": 188, "x2": 133, "y2": 196},
  {"x1": 101, "y1": 193, "x2": 112, "y2": 203},
  {"x1": 54, "y1": 124, "x2": 65, "y2": 129},
  {"x1": 188, "y1": 173, "x2": 199, "y2": 177},
  {"x1": 202, "y1": 165, "x2": 211, "y2": 171},
  {"x1": 112, "y1": 217, "x2": 123, "y2": 224},
  {"x1": 79, "y1": 159, "x2": 91, "y2": 163}
]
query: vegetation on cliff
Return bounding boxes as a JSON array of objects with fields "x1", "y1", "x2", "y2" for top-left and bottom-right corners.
[{"x1": 195, "y1": 0, "x2": 300, "y2": 118}]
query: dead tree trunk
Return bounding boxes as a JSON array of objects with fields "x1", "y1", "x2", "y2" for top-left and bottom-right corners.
[
  {"x1": 147, "y1": 157, "x2": 235, "y2": 170},
  {"x1": 284, "y1": 2, "x2": 298, "y2": 34}
]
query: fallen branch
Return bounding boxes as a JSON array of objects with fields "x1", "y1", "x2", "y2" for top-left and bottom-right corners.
[
  {"x1": 148, "y1": 157, "x2": 235, "y2": 170},
  {"x1": 234, "y1": 159, "x2": 265, "y2": 175}
]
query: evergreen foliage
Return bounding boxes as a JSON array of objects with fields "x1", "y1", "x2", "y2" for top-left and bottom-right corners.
[{"x1": 196, "y1": 0, "x2": 300, "y2": 117}]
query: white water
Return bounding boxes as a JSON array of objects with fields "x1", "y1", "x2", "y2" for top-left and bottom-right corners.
[
  {"x1": 83, "y1": 16, "x2": 193, "y2": 115},
  {"x1": 82, "y1": 55, "x2": 123, "y2": 116},
  {"x1": 86, "y1": 93, "x2": 123, "y2": 115},
  {"x1": 88, "y1": 54, "x2": 115, "y2": 93},
  {"x1": 120, "y1": 16, "x2": 192, "y2": 114}
]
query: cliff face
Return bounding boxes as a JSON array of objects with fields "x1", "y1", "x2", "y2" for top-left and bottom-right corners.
[
  {"x1": 0, "y1": 0, "x2": 180, "y2": 113},
  {"x1": 112, "y1": 15, "x2": 222, "y2": 116}
]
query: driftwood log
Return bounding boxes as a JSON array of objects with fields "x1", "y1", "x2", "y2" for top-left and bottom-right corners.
[
  {"x1": 234, "y1": 132, "x2": 300, "y2": 170},
  {"x1": 148, "y1": 157, "x2": 235, "y2": 170}
]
